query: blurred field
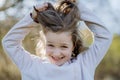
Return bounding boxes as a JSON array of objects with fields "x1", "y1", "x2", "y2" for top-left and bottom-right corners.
[{"x1": 0, "y1": 19, "x2": 120, "y2": 80}]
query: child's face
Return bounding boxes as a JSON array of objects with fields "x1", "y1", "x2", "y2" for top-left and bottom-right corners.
[{"x1": 45, "y1": 31, "x2": 74, "y2": 66}]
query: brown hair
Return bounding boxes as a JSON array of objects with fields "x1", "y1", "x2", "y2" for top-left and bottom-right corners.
[{"x1": 31, "y1": 0, "x2": 87, "y2": 58}]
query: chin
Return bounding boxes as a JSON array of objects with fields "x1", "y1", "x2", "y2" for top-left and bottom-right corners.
[
  {"x1": 54, "y1": 63, "x2": 63, "y2": 66},
  {"x1": 51, "y1": 61, "x2": 63, "y2": 66}
]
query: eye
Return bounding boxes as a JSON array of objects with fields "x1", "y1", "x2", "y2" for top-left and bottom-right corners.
[
  {"x1": 61, "y1": 46, "x2": 68, "y2": 48},
  {"x1": 47, "y1": 44, "x2": 54, "y2": 47}
]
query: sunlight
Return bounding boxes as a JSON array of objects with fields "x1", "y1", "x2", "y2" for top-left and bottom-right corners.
[{"x1": 0, "y1": 0, "x2": 5, "y2": 7}]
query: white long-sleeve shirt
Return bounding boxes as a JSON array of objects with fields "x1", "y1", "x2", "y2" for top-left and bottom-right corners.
[{"x1": 2, "y1": 2, "x2": 113, "y2": 80}]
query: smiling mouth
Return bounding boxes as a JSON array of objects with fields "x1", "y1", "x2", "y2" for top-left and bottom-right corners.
[{"x1": 51, "y1": 56, "x2": 65, "y2": 61}]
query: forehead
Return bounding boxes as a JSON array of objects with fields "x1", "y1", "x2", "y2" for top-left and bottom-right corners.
[{"x1": 45, "y1": 31, "x2": 72, "y2": 44}]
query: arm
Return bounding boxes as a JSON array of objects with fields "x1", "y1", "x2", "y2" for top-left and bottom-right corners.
[
  {"x1": 2, "y1": 12, "x2": 38, "y2": 71},
  {"x1": 77, "y1": 1, "x2": 113, "y2": 70}
]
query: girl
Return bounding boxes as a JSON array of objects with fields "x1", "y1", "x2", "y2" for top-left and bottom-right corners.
[{"x1": 2, "y1": 0, "x2": 113, "y2": 80}]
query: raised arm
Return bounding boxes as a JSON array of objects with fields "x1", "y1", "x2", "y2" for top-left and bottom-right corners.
[
  {"x1": 77, "y1": 1, "x2": 113, "y2": 70},
  {"x1": 2, "y1": 12, "x2": 38, "y2": 71}
]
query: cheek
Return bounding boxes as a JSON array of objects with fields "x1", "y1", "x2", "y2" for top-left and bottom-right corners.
[
  {"x1": 63, "y1": 49, "x2": 73, "y2": 57},
  {"x1": 45, "y1": 47, "x2": 52, "y2": 55}
]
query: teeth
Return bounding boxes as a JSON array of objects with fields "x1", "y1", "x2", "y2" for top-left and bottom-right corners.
[
  {"x1": 52, "y1": 56, "x2": 59, "y2": 60},
  {"x1": 52, "y1": 56, "x2": 65, "y2": 60}
]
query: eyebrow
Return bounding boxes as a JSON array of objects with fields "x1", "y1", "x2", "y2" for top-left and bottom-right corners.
[
  {"x1": 47, "y1": 41, "x2": 69, "y2": 45},
  {"x1": 47, "y1": 41, "x2": 53, "y2": 43}
]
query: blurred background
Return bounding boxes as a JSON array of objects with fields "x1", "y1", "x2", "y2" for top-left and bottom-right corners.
[{"x1": 0, "y1": 0, "x2": 120, "y2": 80}]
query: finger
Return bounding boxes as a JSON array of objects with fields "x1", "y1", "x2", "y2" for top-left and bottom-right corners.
[{"x1": 35, "y1": 3, "x2": 48, "y2": 11}]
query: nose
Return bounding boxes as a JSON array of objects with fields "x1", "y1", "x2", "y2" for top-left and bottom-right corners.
[{"x1": 52, "y1": 48, "x2": 61, "y2": 57}]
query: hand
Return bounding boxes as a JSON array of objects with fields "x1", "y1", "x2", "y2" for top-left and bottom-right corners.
[
  {"x1": 30, "y1": 3, "x2": 48, "y2": 22},
  {"x1": 65, "y1": 0, "x2": 76, "y2": 2}
]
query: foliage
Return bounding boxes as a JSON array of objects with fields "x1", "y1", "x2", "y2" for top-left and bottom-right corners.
[{"x1": 95, "y1": 35, "x2": 120, "y2": 80}]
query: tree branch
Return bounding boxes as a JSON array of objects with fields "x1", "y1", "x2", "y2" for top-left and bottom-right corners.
[{"x1": 0, "y1": 0, "x2": 22, "y2": 11}]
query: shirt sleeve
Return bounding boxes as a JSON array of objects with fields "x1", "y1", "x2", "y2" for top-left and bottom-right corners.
[
  {"x1": 2, "y1": 12, "x2": 39, "y2": 71},
  {"x1": 77, "y1": 1, "x2": 113, "y2": 70}
]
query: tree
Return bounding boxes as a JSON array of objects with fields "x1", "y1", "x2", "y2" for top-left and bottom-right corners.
[{"x1": 0, "y1": 0, "x2": 23, "y2": 11}]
